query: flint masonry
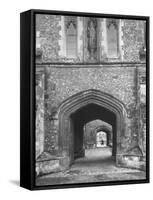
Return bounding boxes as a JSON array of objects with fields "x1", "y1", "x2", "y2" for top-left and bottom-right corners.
[{"x1": 35, "y1": 14, "x2": 146, "y2": 175}]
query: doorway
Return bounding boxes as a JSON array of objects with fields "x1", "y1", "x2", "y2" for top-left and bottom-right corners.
[
  {"x1": 58, "y1": 89, "x2": 126, "y2": 168},
  {"x1": 71, "y1": 103, "x2": 116, "y2": 164}
]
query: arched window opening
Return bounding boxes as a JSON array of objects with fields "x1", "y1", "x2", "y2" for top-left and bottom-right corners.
[
  {"x1": 65, "y1": 17, "x2": 77, "y2": 58},
  {"x1": 106, "y1": 19, "x2": 119, "y2": 58}
]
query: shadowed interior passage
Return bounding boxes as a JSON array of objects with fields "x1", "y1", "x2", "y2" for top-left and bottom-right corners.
[{"x1": 71, "y1": 103, "x2": 117, "y2": 163}]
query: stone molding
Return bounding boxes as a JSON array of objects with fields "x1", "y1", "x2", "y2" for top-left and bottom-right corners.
[{"x1": 57, "y1": 89, "x2": 127, "y2": 166}]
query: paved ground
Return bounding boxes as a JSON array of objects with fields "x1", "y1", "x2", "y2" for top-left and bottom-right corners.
[{"x1": 36, "y1": 147, "x2": 146, "y2": 186}]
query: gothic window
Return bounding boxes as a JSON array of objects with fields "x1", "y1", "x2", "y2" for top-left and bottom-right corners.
[
  {"x1": 65, "y1": 17, "x2": 77, "y2": 58},
  {"x1": 106, "y1": 19, "x2": 119, "y2": 58}
]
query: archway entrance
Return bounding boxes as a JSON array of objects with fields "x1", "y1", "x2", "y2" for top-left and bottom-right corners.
[
  {"x1": 58, "y1": 89, "x2": 126, "y2": 168},
  {"x1": 71, "y1": 103, "x2": 116, "y2": 161}
]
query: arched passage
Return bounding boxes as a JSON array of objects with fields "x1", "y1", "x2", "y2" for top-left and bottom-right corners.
[
  {"x1": 71, "y1": 103, "x2": 116, "y2": 160},
  {"x1": 94, "y1": 125, "x2": 112, "y2": 147},
  {"x1": 57, "y1": 89, "x2": 127, "y2": 168},
  {"x1": 96, "y1": 131, "x2": 107, "y2": 147},
  {"x1": 83, "y1": 120, "x2": 112, "y2": 149}
]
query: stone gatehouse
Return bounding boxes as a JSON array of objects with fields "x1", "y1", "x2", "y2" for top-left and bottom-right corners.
[{"x1": 35, "y1": 14, "x2": 146, "y2": 176}]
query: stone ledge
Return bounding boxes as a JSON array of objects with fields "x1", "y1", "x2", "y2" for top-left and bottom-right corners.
[
  {"x1": 36, "y1": 152, "x2": 70, "y2": 176},
  {"x1": 36, "y1": 152, "x2": 61, "y2": 162},
  {"x1": 116, "y1": 154, "x2": 146, "y2": 171},
  {"x1": 36, "y1": 62, "x2": 146, "y2": 68}
]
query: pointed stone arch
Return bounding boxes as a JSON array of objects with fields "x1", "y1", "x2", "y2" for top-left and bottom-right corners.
[{"x1": 57, "y1": 89, "x2": 127, "y2": 168}]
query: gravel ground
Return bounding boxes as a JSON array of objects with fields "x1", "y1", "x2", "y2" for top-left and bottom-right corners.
[{"x1": 36, "y1": 148, "x2": 146, "y2": 186}]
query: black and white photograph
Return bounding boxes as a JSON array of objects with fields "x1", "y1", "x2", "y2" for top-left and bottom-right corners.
[
  {"x1": 34, "y1": 11, "x2": 149, "y2": 187},
  {"x1": 0, "y1": 0, "x2": 153, "y2": 197}
]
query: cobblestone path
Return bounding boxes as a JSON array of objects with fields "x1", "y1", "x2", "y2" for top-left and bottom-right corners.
[{"x1": 36, "y1": 148, "x2": 146, "y2": 186}]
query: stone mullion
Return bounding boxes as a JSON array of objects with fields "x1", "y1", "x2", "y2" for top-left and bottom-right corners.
[
  {"x1": 138, "y1": 68, "x2": 146, "y2": 156},
  {"x1": 135, "y1": 66, "x2": 144, "y2": 155},
  {"x1": 132, "y1": 67, "x2": 139, "y2": 148},
  {"x1": 136, "y1": 67, "x2": 142, "y2": 152}
]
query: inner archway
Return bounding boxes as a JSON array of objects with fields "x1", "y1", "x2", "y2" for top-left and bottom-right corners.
[
  {"x1": 82, "y1": 119, "x2": 113, "y2": 165},
  {"x1": 83, "y1": 119, "x2": 112, "y2": 149},
  {"x1": 58, "y1": 89, "x2": 127, "y2": 168},
  {"x1": 71, "y1": 103, "x2": 116, "y2": 163}
]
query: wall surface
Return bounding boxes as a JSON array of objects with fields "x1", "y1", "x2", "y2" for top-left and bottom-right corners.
[
  {"x1": 45, "y1": 65, "x2": 136, "y2": 107},
  {"x1": 38, "y1": 64, "x2": 145, "y2": 156},
  {"x1": 122, "y1": 20, "x2": 145, "y2": 61}
]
